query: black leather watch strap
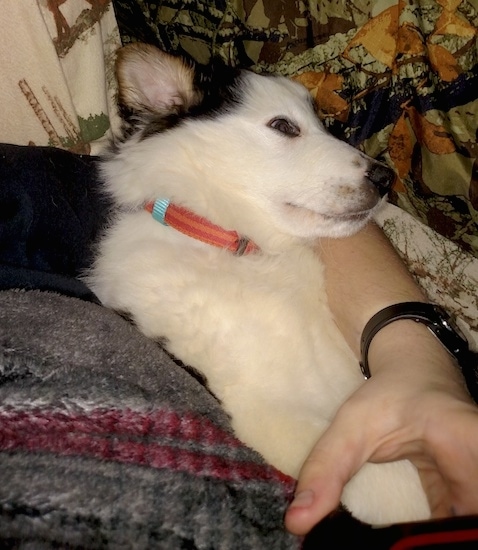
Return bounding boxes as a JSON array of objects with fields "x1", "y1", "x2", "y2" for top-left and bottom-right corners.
[{"x1": 359, "y1": 302, "x2": 478, "y2": 402}]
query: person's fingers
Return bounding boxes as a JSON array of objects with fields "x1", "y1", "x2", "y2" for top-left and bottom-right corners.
[
  {"x1": 285, "y1": 412, "x2": 368, "y2": 535},
  {"x1": 285, "y1": 380, "x2": 478, "y2": 536},
  {"x1": 421, "y1": 408, "x2": 478, "y2": 517}
]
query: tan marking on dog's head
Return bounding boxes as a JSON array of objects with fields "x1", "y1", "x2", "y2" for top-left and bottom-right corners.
[{"x1": 116, "y1": 43, "x2": 202, "y2": 115}]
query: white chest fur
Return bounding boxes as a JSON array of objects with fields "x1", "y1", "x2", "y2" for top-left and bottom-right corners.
[{"x1": 88, "y1": 210, "x2": 430, "y2": 525}]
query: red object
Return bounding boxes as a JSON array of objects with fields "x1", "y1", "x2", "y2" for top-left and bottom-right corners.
[{"x1": 145, "y1": 201, "x2": 259, "y2": 255}]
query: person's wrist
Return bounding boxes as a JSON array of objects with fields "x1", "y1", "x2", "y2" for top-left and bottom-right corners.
[{"x1": 367, "y1": 319, "x2": 468, "y2": 393}]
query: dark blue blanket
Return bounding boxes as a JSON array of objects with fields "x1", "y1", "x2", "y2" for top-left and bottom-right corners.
[{"x1": 0, "y1": 143, "x2": 110, "y2": 302}]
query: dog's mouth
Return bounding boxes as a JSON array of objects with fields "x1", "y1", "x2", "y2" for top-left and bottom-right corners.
[
  {"x1": 317, "y1": 210, "x2": 371, "y2": 222},
  {"x1": 283, "y1": 202, "x2": 372, "y2": 223},
  {"x1": 278, "y1": 201, "x2": 378, "y2": 238}
]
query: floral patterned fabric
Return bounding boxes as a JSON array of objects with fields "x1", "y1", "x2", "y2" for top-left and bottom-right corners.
[
  {"x1": 113, "y1": 0, "x2": 478, "y2": 258},
  {"x1": 377, "y1": 203, "x2": 478, "y2": 350},
  {"x1": 0, "y1": 0, "x2": 121, "y2": 154}
]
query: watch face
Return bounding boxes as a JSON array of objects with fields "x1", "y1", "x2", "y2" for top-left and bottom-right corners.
[
  {"x1": 432, "y1": 306, "x2": 470, "y2": 356},
  {"x1": 434, "y1": 306, "x2": 467, "y2": 339}
]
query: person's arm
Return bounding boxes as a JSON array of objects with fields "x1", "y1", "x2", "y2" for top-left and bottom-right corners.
[
  {"x1": 285, "y1": 222, "x2": 478, "y2": 535},
  {"x1": 318, "y1": 222, "x2": 426, "y2": 354},
  {"x1": 317, "y1": 222, "x2": 468, "y2": 381}
]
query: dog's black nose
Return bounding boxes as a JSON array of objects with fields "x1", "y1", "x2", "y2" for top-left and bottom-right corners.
[{"x1": 366, "y1": 163, "x2": 395, "y2": 197}]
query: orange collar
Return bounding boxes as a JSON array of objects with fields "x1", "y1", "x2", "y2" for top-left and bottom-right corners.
[{"x1": 145, "y1": 199, "x2": 259, "y2": 256}]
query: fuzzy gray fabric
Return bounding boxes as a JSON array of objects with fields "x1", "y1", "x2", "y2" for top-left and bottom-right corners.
[{"x1": 0, "y1": 289, "x2": 299, "y2": 549}]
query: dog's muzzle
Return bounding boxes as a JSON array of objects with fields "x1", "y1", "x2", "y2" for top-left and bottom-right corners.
[{"x1": 366, "y1": 163, "x2": 396, "y2": 197}]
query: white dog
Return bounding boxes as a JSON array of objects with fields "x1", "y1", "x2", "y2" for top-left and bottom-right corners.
[{"x1": 87, "y1": 43, "x2": 430, "y2": 525}]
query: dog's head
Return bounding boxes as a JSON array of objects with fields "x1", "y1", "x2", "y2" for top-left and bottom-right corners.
[{"x1": 107, "y1": 43, "x2": 394, "y2": 241}]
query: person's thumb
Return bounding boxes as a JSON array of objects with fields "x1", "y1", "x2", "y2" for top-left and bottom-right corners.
[{"x1": 284, "y1": 415, "x2": 367, "y2": 535}]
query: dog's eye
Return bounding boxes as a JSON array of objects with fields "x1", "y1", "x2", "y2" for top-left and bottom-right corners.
[{"x1": 268, "y1": 118, "x2": 300, "y2": 137}]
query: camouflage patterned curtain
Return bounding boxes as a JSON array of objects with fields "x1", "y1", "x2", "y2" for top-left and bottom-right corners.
[{"x1": 112, "y1": 0, "x2": 478, "y2": 257}]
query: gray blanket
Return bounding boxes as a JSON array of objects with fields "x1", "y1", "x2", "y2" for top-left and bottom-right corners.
[{"x1": 0, "y1": 289, "x2": 299, "y2": 549}]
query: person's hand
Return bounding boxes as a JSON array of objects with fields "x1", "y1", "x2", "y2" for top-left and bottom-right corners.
[{"x1": 285, "y1": 323, "x2": 478, "y2": 535}]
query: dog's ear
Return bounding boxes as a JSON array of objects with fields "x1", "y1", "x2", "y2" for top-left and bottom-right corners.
[{"x1": 115, "y1": 43, "x2": 201, "y2": 115}]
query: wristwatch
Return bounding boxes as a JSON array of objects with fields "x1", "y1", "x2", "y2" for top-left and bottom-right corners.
[{"x1": 359, "y1": 302, "x2": 478, "y2": 402}]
